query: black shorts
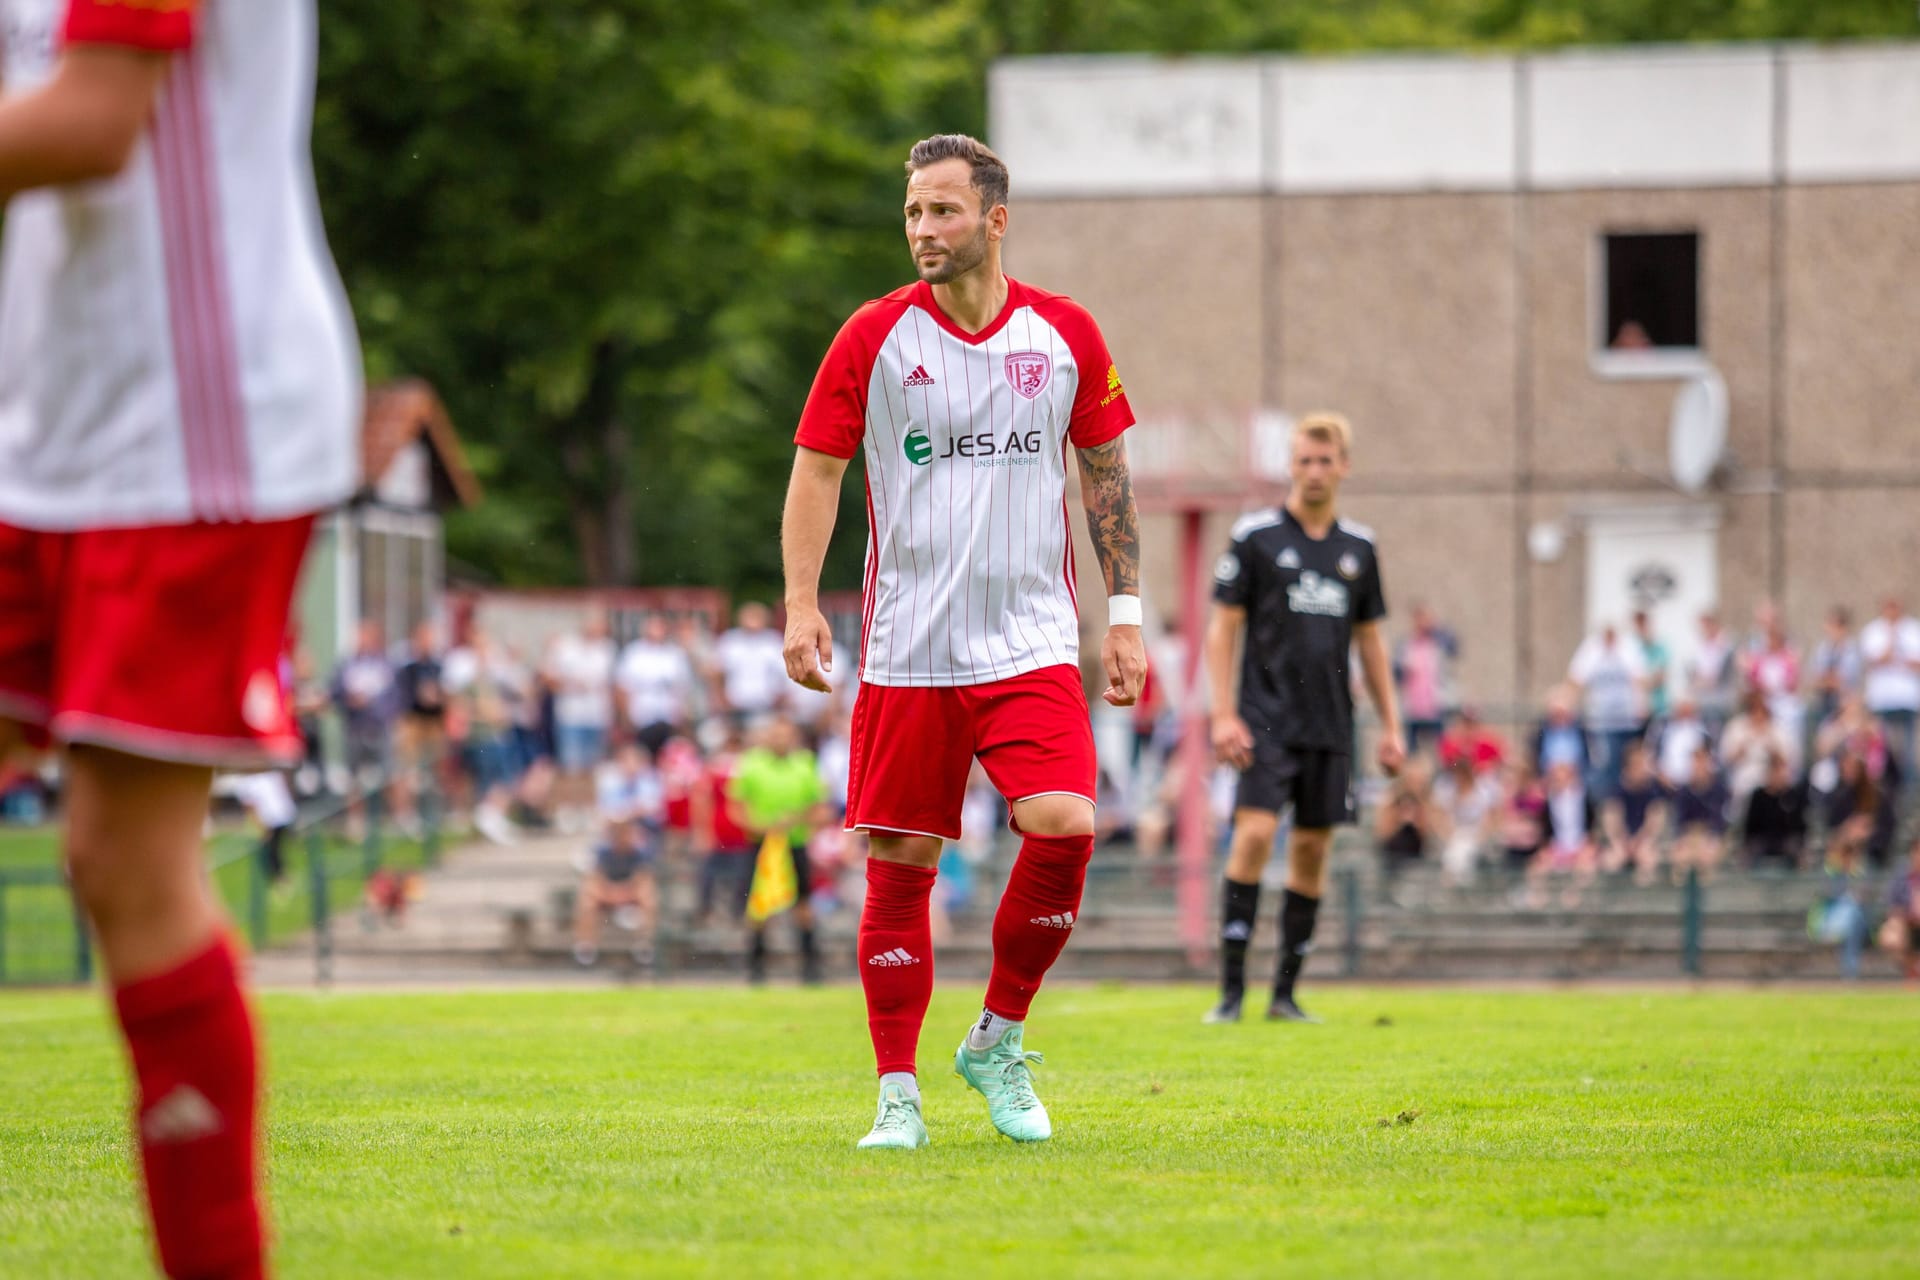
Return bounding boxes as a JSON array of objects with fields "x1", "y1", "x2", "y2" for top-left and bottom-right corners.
[{"x1": 1234, "y1": 741, "x2": 1353, "y2": 829}]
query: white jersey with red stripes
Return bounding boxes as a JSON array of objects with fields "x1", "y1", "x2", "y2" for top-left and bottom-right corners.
[
  {"x1": 0, "y1": 0, "x2": 361, "y2": 531},
  {"x1": 796, "y1": 277, "x2": 1133, "y2": 688}
]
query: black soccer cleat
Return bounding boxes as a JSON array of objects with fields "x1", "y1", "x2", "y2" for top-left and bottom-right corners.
[
  {"x1": 1266, "y1": 996, "x2": 1321, "y2": 1024},
  {"x1": 1202, "y1": 993, "x2": 1244, "y2": 1024}
]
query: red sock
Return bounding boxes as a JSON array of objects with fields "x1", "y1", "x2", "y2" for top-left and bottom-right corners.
[
  {"x1": 985, "y1": 833, "x2": 1093, "y2": 1021},
  {"x1": 858, "y1": 858, "x2": 937, "y2": 1076},
  {"x1": 113, "y1": 934, "x2": 265, "y2": 1280}
]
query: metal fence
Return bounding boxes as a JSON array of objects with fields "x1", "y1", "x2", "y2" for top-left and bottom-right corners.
[{"x1": 0, "y1": 773, "x2": 440, "y2": 987}]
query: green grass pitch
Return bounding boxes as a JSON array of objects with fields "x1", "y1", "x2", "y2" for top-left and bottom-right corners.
[{"x1": 3, "y1": 984, "x2": 1917, "y2": 1278}]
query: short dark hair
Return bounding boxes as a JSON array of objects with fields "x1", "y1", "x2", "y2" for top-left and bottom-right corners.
[{"x1": 905, "y1": 134, "x2": 1009, "y2": 212}]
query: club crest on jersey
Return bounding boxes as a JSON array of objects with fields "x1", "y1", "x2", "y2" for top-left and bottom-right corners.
[
  {"x1": 1004, "y1": 351, "x2": 1051, "y2": 400},
  {"x1": 1338, "y1": 552, "x2": 1362, "y2": 580}
]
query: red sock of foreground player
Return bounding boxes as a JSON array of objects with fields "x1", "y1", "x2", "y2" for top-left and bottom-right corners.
[
  {"x1": 984, "y1": 833, "x2": 1094, "y2": 1021},
  {"x1": 113, "y1": 934, "x2": 265, "y2": 1280},
  {"x1": 858, "y1": 858, "x2": 938, "y2": 1076}
]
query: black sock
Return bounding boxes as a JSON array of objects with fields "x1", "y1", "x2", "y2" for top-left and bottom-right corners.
[
  {"x1": 1219, "y1": 878, "x2": 1261, "y2": 1001},
  {"x1": 1274, "y1": 889, "x2": 1321, "y2": 1002},
  {"x1": 748, "y1": 928, "x2": 768, "y2": 979}
]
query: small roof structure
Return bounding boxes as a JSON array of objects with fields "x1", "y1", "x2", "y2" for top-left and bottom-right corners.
[{"x1": 360, "y1": 378, "x2": 483, "y2": 511}]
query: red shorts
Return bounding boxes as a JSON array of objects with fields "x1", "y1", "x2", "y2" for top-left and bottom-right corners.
[
  {"x1": 0, "y1": 515, "x2": 314, "y2": 768},
  {"x1": 845, "y1": 663, "x2": 1096, "y2": 841}
]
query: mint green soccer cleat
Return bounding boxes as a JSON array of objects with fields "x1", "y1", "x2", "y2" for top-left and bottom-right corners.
[
  {"x1": 856, "y1": 1080, "x2": 930, "y2": 1150},
  {"x1": 953, "y1": 1025, "x2": 1051, "y2": 1143}
]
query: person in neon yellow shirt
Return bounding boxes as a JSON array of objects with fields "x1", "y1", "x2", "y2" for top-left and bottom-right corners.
[{"x1": 729, "y1": 714, "x2": 831, "y2": 983}]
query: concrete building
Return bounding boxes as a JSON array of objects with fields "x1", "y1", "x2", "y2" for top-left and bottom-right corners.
[{"x1": 995, "y1": 43, "x2": 1920, "y2": 718}]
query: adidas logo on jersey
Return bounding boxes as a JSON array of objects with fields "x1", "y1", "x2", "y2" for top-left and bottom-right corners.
[
  {"x1": 1276, "y1": 547, "x2": 1302, "y2": 570},
  {"x1": 1029, "y1": 911, "x2": 1076, "y2": 930},
  {"x1": 867, "y1": 947, "x2": 921, "y2": 966},
  {"x1": 902, "y1": 364, "x2": 936, "y2": 388},
  {"x1": 141, "y1": 1085, "x2": 224, "y2": 1145}
]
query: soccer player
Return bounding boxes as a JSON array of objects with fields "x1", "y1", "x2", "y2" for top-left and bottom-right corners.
[
  {"x1": 781, "y1": 133, "x2": 1145, "y2": 1150},
  {"x1": 1204, "y1": 414, "x2": 1405, "y2": 1025},
  {"x1": 0, "y1": 3, "x2": 360, "y2": 1276}
]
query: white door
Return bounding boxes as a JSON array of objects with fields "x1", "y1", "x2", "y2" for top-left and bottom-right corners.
[{"x1": 1584, "y1": 505, "x2": 1720, "y2": 704}]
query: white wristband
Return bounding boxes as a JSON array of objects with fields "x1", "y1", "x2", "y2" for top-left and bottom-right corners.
[{"x1": 1108, "y1": 594, "x2": 1143, "y2": 627}]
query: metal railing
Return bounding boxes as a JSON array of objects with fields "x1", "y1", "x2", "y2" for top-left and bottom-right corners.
[{"x1": 0, "y1": 771, "x2": 441, "y2": 987}]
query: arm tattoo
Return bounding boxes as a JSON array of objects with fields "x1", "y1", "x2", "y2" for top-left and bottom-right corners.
[{"x1": 1075, "y1": 437, "x2": 1141, "y2": 599}]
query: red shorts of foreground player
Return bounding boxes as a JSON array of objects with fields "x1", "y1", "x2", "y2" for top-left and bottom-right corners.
[
  {"x1": 0, "y1": 516, "x2": 314, "y2": 768},
  {"x1": 845, "y1": 662, "x2": 1097, "y2": 840}
]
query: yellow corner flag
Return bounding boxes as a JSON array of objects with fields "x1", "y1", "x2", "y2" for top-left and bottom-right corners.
[{"x1": 746, "y1": 830, "x2": 798, "y2": 923}]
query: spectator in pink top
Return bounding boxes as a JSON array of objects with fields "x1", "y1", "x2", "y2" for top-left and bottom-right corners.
[
  {"x1": 1394, "y1": 602, "x2": 1457, "y2": 758},
  {"x1": 1742, "y1": 600, "x2": 1802, "y2": 745}
]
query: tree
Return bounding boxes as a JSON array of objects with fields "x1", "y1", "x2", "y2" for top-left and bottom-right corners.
[{"x1": 312, "y1": 0, "x2": 1916, "y2": 593}]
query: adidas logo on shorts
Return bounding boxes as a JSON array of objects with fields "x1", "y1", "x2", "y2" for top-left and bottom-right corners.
[
  {"x1": 1029, "y1": 911, "x2": 1075, "y2": 930},
  {"x1": 867, "y1": 948, "x2": 920, "y2": 966}
]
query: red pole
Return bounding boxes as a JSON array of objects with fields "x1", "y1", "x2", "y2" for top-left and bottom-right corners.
[{"x1": 1175, "y1": 508, "x2": 1211, "y2": 969}]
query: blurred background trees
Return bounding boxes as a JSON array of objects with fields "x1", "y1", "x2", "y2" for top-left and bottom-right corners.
[{"x1": 312, "y1": 0, "x2": 1913, "y2": 595}]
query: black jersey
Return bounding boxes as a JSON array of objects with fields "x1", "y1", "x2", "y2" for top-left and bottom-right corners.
[{"x1": 1213, "y1": 506, "x2": 1387, "y2": 753}]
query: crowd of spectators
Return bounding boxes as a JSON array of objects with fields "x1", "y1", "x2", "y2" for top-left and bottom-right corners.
[
  {"x1": 294, "y1": 603, "x2": 994, "y2": 978},
  {"x1": 261, "y1": 591, "x2": 1920, "y2": 979},
  {"x1": 1358, "y1": 596, "x2": 1920, "y2": 969}
]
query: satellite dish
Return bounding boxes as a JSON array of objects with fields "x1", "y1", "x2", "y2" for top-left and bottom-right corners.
[{"x1": 1668, "y1": 369, "x2": 1727, "y2": 495}]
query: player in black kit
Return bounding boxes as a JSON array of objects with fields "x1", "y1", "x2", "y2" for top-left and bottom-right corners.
[{"x1": 1203, "y1": 413, "x2": 1406, "y2": 1023}]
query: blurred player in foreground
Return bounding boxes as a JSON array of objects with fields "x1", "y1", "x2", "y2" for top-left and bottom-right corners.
[
  {"x1": 782, "y1": 134, "x2": 1145, "y2": 1149},
  {"x1": 0, "y1": 1, "x2": 359, "y2": 1274},
  {"x1": 1204, "y1": 414, "x2": 1404, "y2": 1025}
]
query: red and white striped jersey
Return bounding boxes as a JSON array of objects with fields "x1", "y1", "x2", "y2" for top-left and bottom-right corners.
[
  {"x1": 0, "y1": 0, "x2": 361, "y2": 531},
  {"x1": 796, "y1": 277, "x2": 1133, "y2": 688}
]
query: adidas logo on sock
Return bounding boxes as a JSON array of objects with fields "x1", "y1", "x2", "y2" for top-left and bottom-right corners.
[
  {"x1": 867, "y1": 947, "x2": 920, "y2": 966},
  {"x1": 141, "y1": 1085, "x2": 223, "y2": 1145},
  {"x1": 902, "y1": 364, "x2": 936, "y2": 388},
  {"x1": 1029, "y1": 911, "x2": 1075, "y2": 930},
  {"x1": 1221, "y1": 920, "x2": 1251, "y2": 942}
]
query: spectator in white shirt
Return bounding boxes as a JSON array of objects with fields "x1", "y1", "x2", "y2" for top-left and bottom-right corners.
[
  {"x1": 548, "y1": 610, "x2": 618, "y2": 779},
  {"x1": 1654, "y1": 694, "x2": 1711, "y2": 790},
  {"x1": 1568, "y1": 622, "x2": 1647, "y2": 798},
  {"x1": 1859, "y1": 596, "x2": 1920, "y2": 778},
  {"x1": 617, "y1": 614, "x2": 697, "y2": 755},
  {"x1": 1687, "y1": 611, "x2": 1739, "y2": 734},
  {"x1": 715, "y1": 602, "x2": 789, "y2": 721}
]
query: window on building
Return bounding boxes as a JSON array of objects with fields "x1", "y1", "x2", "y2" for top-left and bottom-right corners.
[{"x1": 1598, "y1": 232, "x2": 1700, "y2": 368}]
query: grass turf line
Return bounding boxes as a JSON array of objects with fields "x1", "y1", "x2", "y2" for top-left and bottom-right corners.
[{"x1": 2, "y1": 985, "x2": 1917, "y2": 1279}]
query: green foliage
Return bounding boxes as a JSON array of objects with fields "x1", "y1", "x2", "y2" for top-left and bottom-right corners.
[
  {"x1": 312, "y1": 0, "x2": 1916, "y2": 591},
  {"x1": 4, "y1": 987, "x2": 1919, "y2": 1276}
]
